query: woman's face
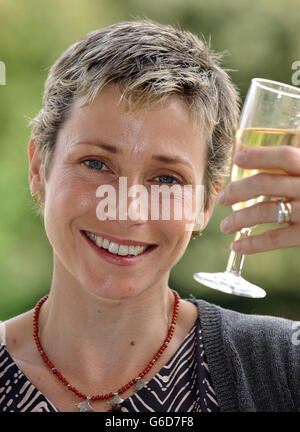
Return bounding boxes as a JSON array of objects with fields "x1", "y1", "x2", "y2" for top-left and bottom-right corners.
[{"x1": 29, "y1": 85, "x2": 214, "y2": 299}]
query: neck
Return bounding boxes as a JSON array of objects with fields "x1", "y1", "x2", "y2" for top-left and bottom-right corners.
[{"x1": 36, "y1": 275, "x2": 177, "y2": 391}]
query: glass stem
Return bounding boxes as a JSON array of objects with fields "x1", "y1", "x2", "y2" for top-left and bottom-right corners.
[{"x1": 226, "y1": 228, "x2": 252, "y2": 275}]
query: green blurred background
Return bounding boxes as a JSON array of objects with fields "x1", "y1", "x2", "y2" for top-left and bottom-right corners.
[{"x1": 0, "y1": 0, "x2": 299, "y2": 320}]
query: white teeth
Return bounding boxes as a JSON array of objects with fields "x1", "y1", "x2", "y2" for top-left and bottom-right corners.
[
  {"x1": 102, "y1": 238, "x2": 110, "y2": 249},
  {"x1": 128, "y1": 245, "x2": 136, "y2": 255},
  {"x1": 134, "y1": 246, "x2": 144, "y2": 255},
  {"x1": 85, "y1": 231, "x2": 150, "y2": 257},
  {"x1": 118, "y1": 245, "x2": 129, "y2": 256},
  {"x1": 108, "y1": 242, "x2": 119, "y2": 255},
  {"x1": 95, "y1": 236, "x2": 103, "y2": 248}
]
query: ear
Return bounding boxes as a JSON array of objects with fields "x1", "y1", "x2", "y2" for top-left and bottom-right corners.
[{"x1": 28, "y1": 139, "x2": 44, "y2": 193}]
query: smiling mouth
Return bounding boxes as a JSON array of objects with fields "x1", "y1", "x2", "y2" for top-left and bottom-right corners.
[{"x1": 82, "y1": 230, "x2": 155, "y2": 257}]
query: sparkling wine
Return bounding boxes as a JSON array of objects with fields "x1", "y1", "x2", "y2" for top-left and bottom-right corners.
[
  {"x1": 231, "y1": 128, "x2": 300, "y2": 210},
  {"x1": 194, "y1": 78, "x2": 300, "y2": 298}
]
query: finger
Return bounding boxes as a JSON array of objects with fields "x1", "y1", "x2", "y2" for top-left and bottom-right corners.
[
  {"x1": 220, "y1": 200, "x2": 300, "y2": 234},
  {"x1": 218, "y1": 173, "x2": 300, "y2": 206},
  {"x1": 233, "y1": 145, "x2": 300, "y2": 176},
  {"x1": 231, "y1": 224, "x2": 300, "y2": 254}
]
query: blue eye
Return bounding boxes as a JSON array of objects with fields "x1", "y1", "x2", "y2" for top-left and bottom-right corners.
[
  {"x1": 81, "y1": 161, "x2": 180, "y2": 184},
  {"x1": 156, "y1": 175, "x2": 179, "y2": 185},
  {"x1": 82, "y1": 159, "x2": 109, "y2": 171}
]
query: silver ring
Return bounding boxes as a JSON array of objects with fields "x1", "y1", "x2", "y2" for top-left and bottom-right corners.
[{"x1": 277, "y1": 200, "x2": 292, "y2": 224}]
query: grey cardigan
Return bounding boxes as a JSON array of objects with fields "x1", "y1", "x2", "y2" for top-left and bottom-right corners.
[{"x1": 186, "y1": 297, "x2": 300, "y2": 412}]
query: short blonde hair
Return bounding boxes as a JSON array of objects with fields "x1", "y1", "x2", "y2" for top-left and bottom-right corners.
[{"x1": 29, "y1": 18, "x2": 240, "y2": 215}]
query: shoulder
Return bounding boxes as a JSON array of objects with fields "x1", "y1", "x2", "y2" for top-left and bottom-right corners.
[
  {"x1": 0, "y1": 322, "x2": 15, "y2": 382},
  {"x1": 187, "y1": 297, "x2": 300, "y2": 377},
  {"x1": 220, "y1": 304, "x2": 294, "y2": 341},
  {"x1": 215, "y1": 304, "x2": 300, "y2": 377},
  {"x1": 0, "y1": 310, "x2": 36, "y2": 365},
  {"x1": 187, "y1": 297, "x2": 300, "y2": 411},
  {"x1": 0, "y1": 321, "x2": 8, "y2": 368},
  {"x1": 219, "y1": 304, "x2": 298, "y2": 359},
  {"x1": 187, "y1": 297, "x2": 297, "y2": 346}
]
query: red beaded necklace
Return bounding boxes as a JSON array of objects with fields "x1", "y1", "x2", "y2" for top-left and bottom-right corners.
[{"x1": 33, "y1": 289, "x2": 180, "y2": 412}]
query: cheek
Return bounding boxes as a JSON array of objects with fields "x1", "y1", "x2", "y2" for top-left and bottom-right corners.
[
  {"x1": 153, "y1": 190, "x2": 199, "y2": 244},
  {"x1": 170, "y1": 191, "x2": 201, "y2": 232},
  {"x1": 44, "y1": 173, "x2": 96, "y2": 230},
  {"x1": 158, "y1": 220, "x2": 191, "y2": 269},
  {"x1": 78, "y1": 191, "x2": 96, "y2": 211},
  {"x1": 159, "y1": 218, "x2": 191, "y2": 248},
  {"x1": 155, "y1": 189, "x2": 200, "y2": 222}
]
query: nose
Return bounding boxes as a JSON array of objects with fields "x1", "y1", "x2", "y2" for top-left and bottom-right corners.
[
  {"x1": 95, "y1": 176, "x2": 150, "y2": 228},
  {"x1": 117, "y1": 179, "x2": 150, "y2": 227}
]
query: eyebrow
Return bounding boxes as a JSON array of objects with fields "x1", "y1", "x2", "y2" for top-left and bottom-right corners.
[{"x1": 74, "y1": 140, "x2": 193, "y2": 167}]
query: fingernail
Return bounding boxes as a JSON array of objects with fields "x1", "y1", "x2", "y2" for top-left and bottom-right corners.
[{"x1": 234, "y1": 151, "x2": 247, "y2": 164}]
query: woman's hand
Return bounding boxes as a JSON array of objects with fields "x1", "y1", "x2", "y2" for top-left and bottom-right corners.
[{"x1": 217, "y1": 145, "x2": 300, "y2": 254}]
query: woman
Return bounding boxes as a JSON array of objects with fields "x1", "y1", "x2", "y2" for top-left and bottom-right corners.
[{"x1": 0, "y1": 19, "x2": 299, "y2": 412}]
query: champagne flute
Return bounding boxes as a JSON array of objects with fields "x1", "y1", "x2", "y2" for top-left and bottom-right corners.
[{"x1": 193, "y1": 78, "x2": 300, "y2": 298}]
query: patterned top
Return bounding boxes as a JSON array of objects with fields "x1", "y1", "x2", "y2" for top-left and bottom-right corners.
[{"x1": 0, "y1": 315, "x2": 219, "y2": 412}]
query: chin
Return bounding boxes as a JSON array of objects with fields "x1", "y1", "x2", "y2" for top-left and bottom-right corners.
[{"x1": 84, "y1": 281, "x2": 145, "y2": 301}]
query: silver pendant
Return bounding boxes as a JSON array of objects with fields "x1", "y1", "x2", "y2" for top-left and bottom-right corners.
[
  {"x1": 77, "y1": 396, "x2": 94, "y2": 412},
  {"x1": 134, "y1": 377, "x2": 147, "y2": 391},
  {"x1": 109, "y1": 392, "x2": 124, "y2": 410}
]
